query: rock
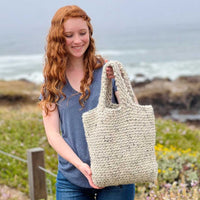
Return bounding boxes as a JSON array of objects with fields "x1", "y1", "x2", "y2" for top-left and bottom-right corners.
[
  {"x1": 1, "y1": 76, "x2": 200, "y2": 122},
  {"x1": 135, "y1": 73, "x2": 145, "y2": 77},
  {"x1": 131, "y1": 79, "x2": 151, "y2": 88},
  {"x1": 132, "y1": 75, "x2": 200, "y2": 118},
  {"x1": 18, "y1": 78, "x2": 32, "y2": 83},
  {"x1": 176, "y1": 75, "x2": 200, "y2": 83},
  {"x1": 0, "y1": 80, "x2": 40, "y2": 105}
]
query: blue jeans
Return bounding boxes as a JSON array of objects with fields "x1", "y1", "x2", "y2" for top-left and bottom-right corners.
[{"x1": 56, "y1": 171, "x2": 135, "y2": 200}]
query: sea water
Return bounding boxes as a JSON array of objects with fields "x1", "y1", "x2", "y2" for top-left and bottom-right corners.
[{"x1": 0, "y1": 24, "x2": 199, "y2": 83}]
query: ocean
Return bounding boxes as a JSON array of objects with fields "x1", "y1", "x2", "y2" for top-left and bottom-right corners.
[{"x1": 0, "y1": 24, "x2": 200, "y2": 84}]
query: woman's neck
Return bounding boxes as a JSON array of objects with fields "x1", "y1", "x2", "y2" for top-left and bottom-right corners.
[{"x1": 68, "y1": 57, "x2": 84, "y2": 70}]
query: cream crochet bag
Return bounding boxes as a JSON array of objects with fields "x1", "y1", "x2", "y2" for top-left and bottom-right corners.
[{"x1": 82, "y1": 61, "x2": 158, "y2": 187}]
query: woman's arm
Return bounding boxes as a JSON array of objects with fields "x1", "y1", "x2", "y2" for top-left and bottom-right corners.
[
  {"x1": 42, "y1": 104, "x2": 101, "y2": 189},
  {"x1": 106, "y1": 67, "x2": 139, "y2": 104},
  {"x1": 114, "y1": 91, "x2": 138, "y2": 104}
]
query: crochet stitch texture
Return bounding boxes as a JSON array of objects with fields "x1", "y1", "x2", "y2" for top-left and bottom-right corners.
[{"x1": 82, "y1": 61, "x2": 158, "y2": 187}]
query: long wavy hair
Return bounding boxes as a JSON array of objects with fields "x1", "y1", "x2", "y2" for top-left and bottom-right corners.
[{"x1": 40, "y1": 5, "x2": 104, "y2": 115}]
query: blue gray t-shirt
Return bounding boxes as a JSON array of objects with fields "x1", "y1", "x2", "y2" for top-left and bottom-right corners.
[{"x1": 55, "y1": 66, "x2": 117, "y2": 188}]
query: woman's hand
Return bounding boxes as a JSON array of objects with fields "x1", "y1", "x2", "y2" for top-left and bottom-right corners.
[
  {"x1": 106, "y1": 66, "x2": 115, "y2": 79},
  {"x1": 78, "y1": 163, "x2": 103, "y2": 189}
]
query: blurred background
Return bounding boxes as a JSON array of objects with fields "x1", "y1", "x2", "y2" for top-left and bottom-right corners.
[
  {"x1": 0, "y1": 1, "x2": 200, "y2": 199},
  {"x1": 0, "y1": 0, "x2": 200, "y2": 82}
]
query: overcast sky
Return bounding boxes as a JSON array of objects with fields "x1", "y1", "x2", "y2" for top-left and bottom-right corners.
[
  {"x1": 0, "y1": 0, "x2": 199, "y2": 54},
  {"x1": 1, "y1": 0, "x2": 200, "y2": 33}
]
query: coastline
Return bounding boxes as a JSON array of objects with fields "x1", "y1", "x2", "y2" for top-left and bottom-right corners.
[
  {"x1": 1, "y1": 75, "x2": 200, "y2": 126},
  {"x1": 0, "y1": 79, "x2": 40, "y2": 105},
  {"x1": 0, "y1": 77, "x2": 200, "y2": 199},
  {"x1": 132, "y1": 74, "x2": 200, "y2": 125}
]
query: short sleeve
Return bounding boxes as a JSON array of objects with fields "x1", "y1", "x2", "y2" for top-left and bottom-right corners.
[{"x1": 38, "y1": 93, "x2": 43, "y2": 101}]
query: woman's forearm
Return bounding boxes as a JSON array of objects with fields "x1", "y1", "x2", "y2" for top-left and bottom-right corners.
[
  {"x1": 42, "y1": 106, "x2": 83, "y2": 170},
  {"x1": 47, "y1": 131, "x2": 83, "y2": 170}
]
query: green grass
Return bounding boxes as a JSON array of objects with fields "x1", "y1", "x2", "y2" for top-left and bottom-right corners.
[
  {"x1": 0, "y1": 105, "x2": 57, "y2": 195},
  {"x1": 0, "y1": 105, "x2": 200, "y2": 198},
  {"x1": 156, "y1": 118, "x2": 200, "y2": 152}
]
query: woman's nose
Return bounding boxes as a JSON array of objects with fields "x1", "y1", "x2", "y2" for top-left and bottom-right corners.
[{"x1": 73, "y1": 34, "x2": 81, "y2": 43}]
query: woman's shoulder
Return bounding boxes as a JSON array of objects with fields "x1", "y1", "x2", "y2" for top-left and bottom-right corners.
[
  {"x1": 93, "y1": 57, "x2": 108, "y2": 79},
  {"x1": 93, "y1": 65, "x2": 103, "y2": 76}
]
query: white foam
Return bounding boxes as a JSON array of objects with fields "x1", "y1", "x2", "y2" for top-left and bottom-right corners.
[
  {"x1": 97, "y1": 49, "x2": 148, "y2": 56},
  {"x1": 4, "y1": 72, "x2": 44, "y2": 84},
  {"x1": 0, "y1": 53, "x2": 200, "y2": 84},
  {"x1": 126, "y1": 59, "x2": 200, "y2": 80},
  {"x1": 0, "y1": 54, "x2": 44, "y2": 83},
  {"x1": 0, "y1": 54, "x2": 44, "y2": 69}
]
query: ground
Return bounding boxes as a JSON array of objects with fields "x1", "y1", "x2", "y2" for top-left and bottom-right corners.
[{"x1": 0, "y1": 185, "x2": 29, "y2": 200}]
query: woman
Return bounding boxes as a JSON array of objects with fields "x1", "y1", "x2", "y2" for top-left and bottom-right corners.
[{"x1": 40, "y1": 5, "x2": 135, "y2": 200}]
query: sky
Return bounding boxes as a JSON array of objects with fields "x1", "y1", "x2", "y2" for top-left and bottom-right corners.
[
  {"x1": 1, "y1": 0, "x2": 200, "y2": 32},
  {"x1": 0, "y1": 0, "x2": 200, "y2": 53}
]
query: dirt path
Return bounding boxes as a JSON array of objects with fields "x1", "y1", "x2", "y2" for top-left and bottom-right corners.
[{"x1": 0, "y1": 185, "x2": 29, "y2": 200}]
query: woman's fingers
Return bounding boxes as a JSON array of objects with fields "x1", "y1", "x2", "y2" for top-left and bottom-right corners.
[
  {"x1": 79, "y1": 163, "x2": 91, "y2": 177},
  {"x1": 106, "y1": 66, "x2": 115, "y2": 79},
  {"x1": 87, "y1": 176, "x2": 103, "y2": 189},
  {"x1": 84, "y1": 165, "x2": 103, "y2": 189},
  {"x1": 79, "y1": 163, "x2": 103, "y2": 189}
]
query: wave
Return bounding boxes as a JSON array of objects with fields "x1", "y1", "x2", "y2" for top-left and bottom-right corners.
[
  {"x1": 4, "y1": 72, "x2": 44, "y2": 84},
  {"x1": 0, "y1": 54, "x2": 43, "y2": 68},
  {"x1": 97, "y1": 49, "x2": 148, "y2": 56},
  {"x1": 127, "y1": 59, "x2": 200, "y2": 80},
  {"x1": 0, "y1": 54, "x2": 44, "y2": 83},
  {"x1": 0, "y1": 53, "x2": 200, "y2": 84}
]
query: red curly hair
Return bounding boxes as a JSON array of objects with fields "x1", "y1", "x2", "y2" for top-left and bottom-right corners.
[{"x1": 40, "y1": 5, "x2": 104, "y2": 114}]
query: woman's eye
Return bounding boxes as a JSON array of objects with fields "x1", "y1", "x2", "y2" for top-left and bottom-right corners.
[
  {"x1": 80, "y1": 32, "x2": 86, "y2": 36},
  {"x1": 65, "y1": 35, "x2": 72, "y2": 38}
]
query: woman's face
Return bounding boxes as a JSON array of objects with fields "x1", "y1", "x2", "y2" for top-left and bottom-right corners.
[{"x1": 63, "y1": 18, "x2": 90, "y2": 60}]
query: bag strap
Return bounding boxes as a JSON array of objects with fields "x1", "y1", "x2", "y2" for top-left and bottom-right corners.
[{"x1": 98, "y1": 61, "x2": 137, "y2": 108}]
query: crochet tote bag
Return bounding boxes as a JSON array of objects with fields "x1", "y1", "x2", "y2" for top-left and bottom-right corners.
[{"x1": 82, "y1": 61, "x2": 158, "y2": 187}]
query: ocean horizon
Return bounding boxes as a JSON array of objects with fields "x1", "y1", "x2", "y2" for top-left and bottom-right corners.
[{"x1": 0, "y1": 23, "x2": 200, "y2": 84}]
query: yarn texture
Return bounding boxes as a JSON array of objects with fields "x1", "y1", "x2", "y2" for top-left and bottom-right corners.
[{"x1": 82, "y1": 61, "x2": 158, "y2": 187}]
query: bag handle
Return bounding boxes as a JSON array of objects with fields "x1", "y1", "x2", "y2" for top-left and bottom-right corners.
[{"x1": 98, "y1": 61, "x2": 137, "y2": 108}]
